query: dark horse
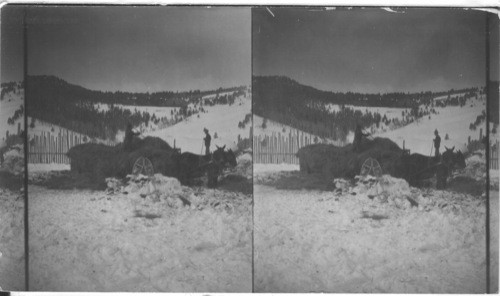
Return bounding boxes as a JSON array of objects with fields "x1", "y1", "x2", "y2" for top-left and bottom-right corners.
[
  {"x1": 398, "y1": 146, "x2": 466, "y2": 188},
  {"x1": 178, "y1": 145, "x2": 237, "y2": 188}
]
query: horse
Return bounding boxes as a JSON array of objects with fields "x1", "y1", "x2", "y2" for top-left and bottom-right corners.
[
  {"x1": 398, "y1": 146, "x2": 466, "y2": 188},
  {"x1": 178, "y1": 145, "x2": 237, "y2": 187},
  {"x1": 441, "y1": 146, "x2": 466, "y2": 170}
]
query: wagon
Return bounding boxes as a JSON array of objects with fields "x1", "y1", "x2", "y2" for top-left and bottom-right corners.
[
  {"x1": 297, "y1": 137, "x2": 403, "y2": 179},
  {"x1": 67, "y1": 136, "x2": 180, "y2": 186},
  {"x1": 297, "y1": 137, "x2": 465, "y2": 189}
]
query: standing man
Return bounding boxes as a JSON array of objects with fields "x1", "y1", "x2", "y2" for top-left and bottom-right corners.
[
  {"x1": 203, "y1": 128, "x2": 211, "y2": 156},
  {"x1": 352, "y1": 124, "x2": 369, "y2": 152},
  {"x1": 124, "y1": 122, "x2": 140, "y2": 151},
  {"x1": 433, "y1": 129, "x2": 441, "y2": 159}
]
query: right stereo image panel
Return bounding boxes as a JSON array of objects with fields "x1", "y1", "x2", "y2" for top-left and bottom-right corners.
[{"x1": 252, "y1": 7, "x2": 497, "y2": 293}]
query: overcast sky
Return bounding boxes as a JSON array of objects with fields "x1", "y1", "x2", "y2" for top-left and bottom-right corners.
[
  {"x1": 253, "y1": 7, "x2": 487, "y2": 94},
  {"x1": 18, "y1": 6, "x2": 250, "y2": 92},
  {"x1": 1, "y1": 5, "x2": 24, "y2": 84}
]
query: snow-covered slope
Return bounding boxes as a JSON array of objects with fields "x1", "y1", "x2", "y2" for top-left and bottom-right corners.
[
  {"x1": 377, "y1": 95, "x2": 486, "y2": 155},
  {"x1": 146, "y1": 93, "x2": 251, "y2": 154},
  {"x1": 0, "y1": 84, "x2": 24, "y2": 147}
]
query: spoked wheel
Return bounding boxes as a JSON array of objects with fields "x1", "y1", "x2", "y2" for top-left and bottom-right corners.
[
  {"x1": 132, "y1": 156, "x2": 154, "y2": 176},
  {"x1": 361, "y1": 157, "x2": 382, "y2": 177}
]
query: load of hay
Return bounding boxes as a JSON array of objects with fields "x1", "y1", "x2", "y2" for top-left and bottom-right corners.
[
  {"x1": 297, "y1": 137, "x2": 403, "y2": 179},
  {"x1": 67, "y1": 136, "x2": 179, "y2": 188}
]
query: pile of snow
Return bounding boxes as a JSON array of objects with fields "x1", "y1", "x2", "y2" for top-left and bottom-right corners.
[
  {"x1": 1, "y1": 145, "x2": 24, "y2": 176},
  {"x1": 234, "y1": 153, "x2": 252, "y2": 179},
  {"x1": 0, "y1": 188, "x2": 24, "y2": 291},
  {"x1": 463, "y1": 151, "x2": 487, "y2": 182}
]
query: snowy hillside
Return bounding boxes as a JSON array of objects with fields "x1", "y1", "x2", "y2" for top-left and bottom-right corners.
[
  {"x1": 377, "y1": 94, "x2": 486, "y2": 155},
  {"x1": 256, "y1": 91, "x2": 486, "y2": 154},
  {"x1": 0, "y1": 83, "x2": 24, "y2": 147},
  {"x1": 254, "y1": 115, "x2": 339, "y2": 145},
  {"x1": 146, "y1": 92, "x2": 251, "y2": 154}
]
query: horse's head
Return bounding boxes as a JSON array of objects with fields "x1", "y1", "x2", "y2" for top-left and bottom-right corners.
[
  {"x1": 213, "y1": 146, "x2": 237, "y2": 168},
  {"x1": 443, "y1": 148, "x2": 466, "y2": 170},
  {"x1": 455, "y1": 150, "x2": 466, "y2": 169},
  {"x1": 225, "y1": 149, "x2": 237, "y2": 168}
]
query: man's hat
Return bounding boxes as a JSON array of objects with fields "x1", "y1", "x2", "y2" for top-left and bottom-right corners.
[
  {"x1": 434, "y1": 129, "x2": 439, "y2": 134},
  {"x1": 204, "y1": 128, "x2": 208, "y2": 132}
]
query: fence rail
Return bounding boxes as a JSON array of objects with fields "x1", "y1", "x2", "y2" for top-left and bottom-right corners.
[
  {"x1": 253, "y1": 131, "x2": 327, "y2": 164},
  {"x1": 491, "y1": 140, "x2": 499, "y2": 170},
  {"x1": 28, "y1": 130, "x2": 115, "y2": 164}
]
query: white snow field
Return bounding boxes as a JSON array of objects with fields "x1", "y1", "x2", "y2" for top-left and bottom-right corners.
[
  {"x1": 0, "y1": 188, "x2": 24, "y2": 291},
  {"x1": 147, "y1": 93, "x2": 251, "y2": 154},
  {"x1": 376, "y1": 95, "x2": 486, "y2": 155},
  {"x1": 0, "y1": 85, "x2": 24, "y2": 147},
  {"x1": 490, "y1": 190, "x2": 499, "y2": 293},
  {"x1": 28, "y1": 183, "x2": 252, "y2": 292}
]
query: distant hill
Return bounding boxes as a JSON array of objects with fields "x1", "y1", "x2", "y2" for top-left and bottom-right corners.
[
  {"x1": 24, "y1": 75, "x2": 246, "y2": 140},
  {"x1": 252, "y1": 75, "x2": 480, "y2": 140}
]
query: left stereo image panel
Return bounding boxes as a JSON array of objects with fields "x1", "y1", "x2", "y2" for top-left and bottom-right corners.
[
  {"x1": 20, "y1": 6, "x2": 252, "y2": 292},
  {"x1": 0, "y1": 5, "x2": 27, "y2": 292}
]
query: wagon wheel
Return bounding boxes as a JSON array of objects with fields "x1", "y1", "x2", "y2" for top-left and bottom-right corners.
[
  {"x1": 132, "y1": 156, "x2": 154, "y2": 176},
  {"x1": 361, "y1": 157, "x2": 382, "y2": 177}
]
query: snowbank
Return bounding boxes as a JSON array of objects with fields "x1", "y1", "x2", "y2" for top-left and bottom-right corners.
[
  {"x1": 2, "y1": 146, "x2": 24, "y2": 176},
  {"x1": 0, "y1": 189, "x2": 25, "y2": 291}
]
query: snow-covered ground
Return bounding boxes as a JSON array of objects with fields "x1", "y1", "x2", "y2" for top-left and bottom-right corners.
[
  {"x1": 28, "y1": 181, "x2": 252, "y2": 292},
  {"x1": 253, "y1": 169, "x2": 487, "y2": 293},
  {"x1": 146, "y1": 94, "x2": 251, "y2": 154},
  {"x1": 377, "y1": 95, "x2": 486, "y2": 155},
  {"x1": 0, "y1": 188, "x2": 25, "y2": 291},
  {"x1": 490, "y1": 190, "x2": 499, "y2": 293},
  {"x1": 28, "y1": 163, "x2": 70, "y2": 172}
]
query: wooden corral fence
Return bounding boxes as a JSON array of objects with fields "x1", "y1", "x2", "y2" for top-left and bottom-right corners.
[
  {"x1": 253, "y1": 131, "x2": 328, "y2": 164},
  {"x1": 491, "y1": 140, "x2": 499, "y2": 170},
  {"x1": 28, "y1": 130, "x2": 115, "y2": 164}
]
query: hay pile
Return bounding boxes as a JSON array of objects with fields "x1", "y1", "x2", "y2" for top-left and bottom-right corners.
[
  {"x1": 67, "y1": 136, "x2": 179, "y2": 188},
  {"x1": 297, "y1": 137, "x2": 403, "y2": 179}
]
